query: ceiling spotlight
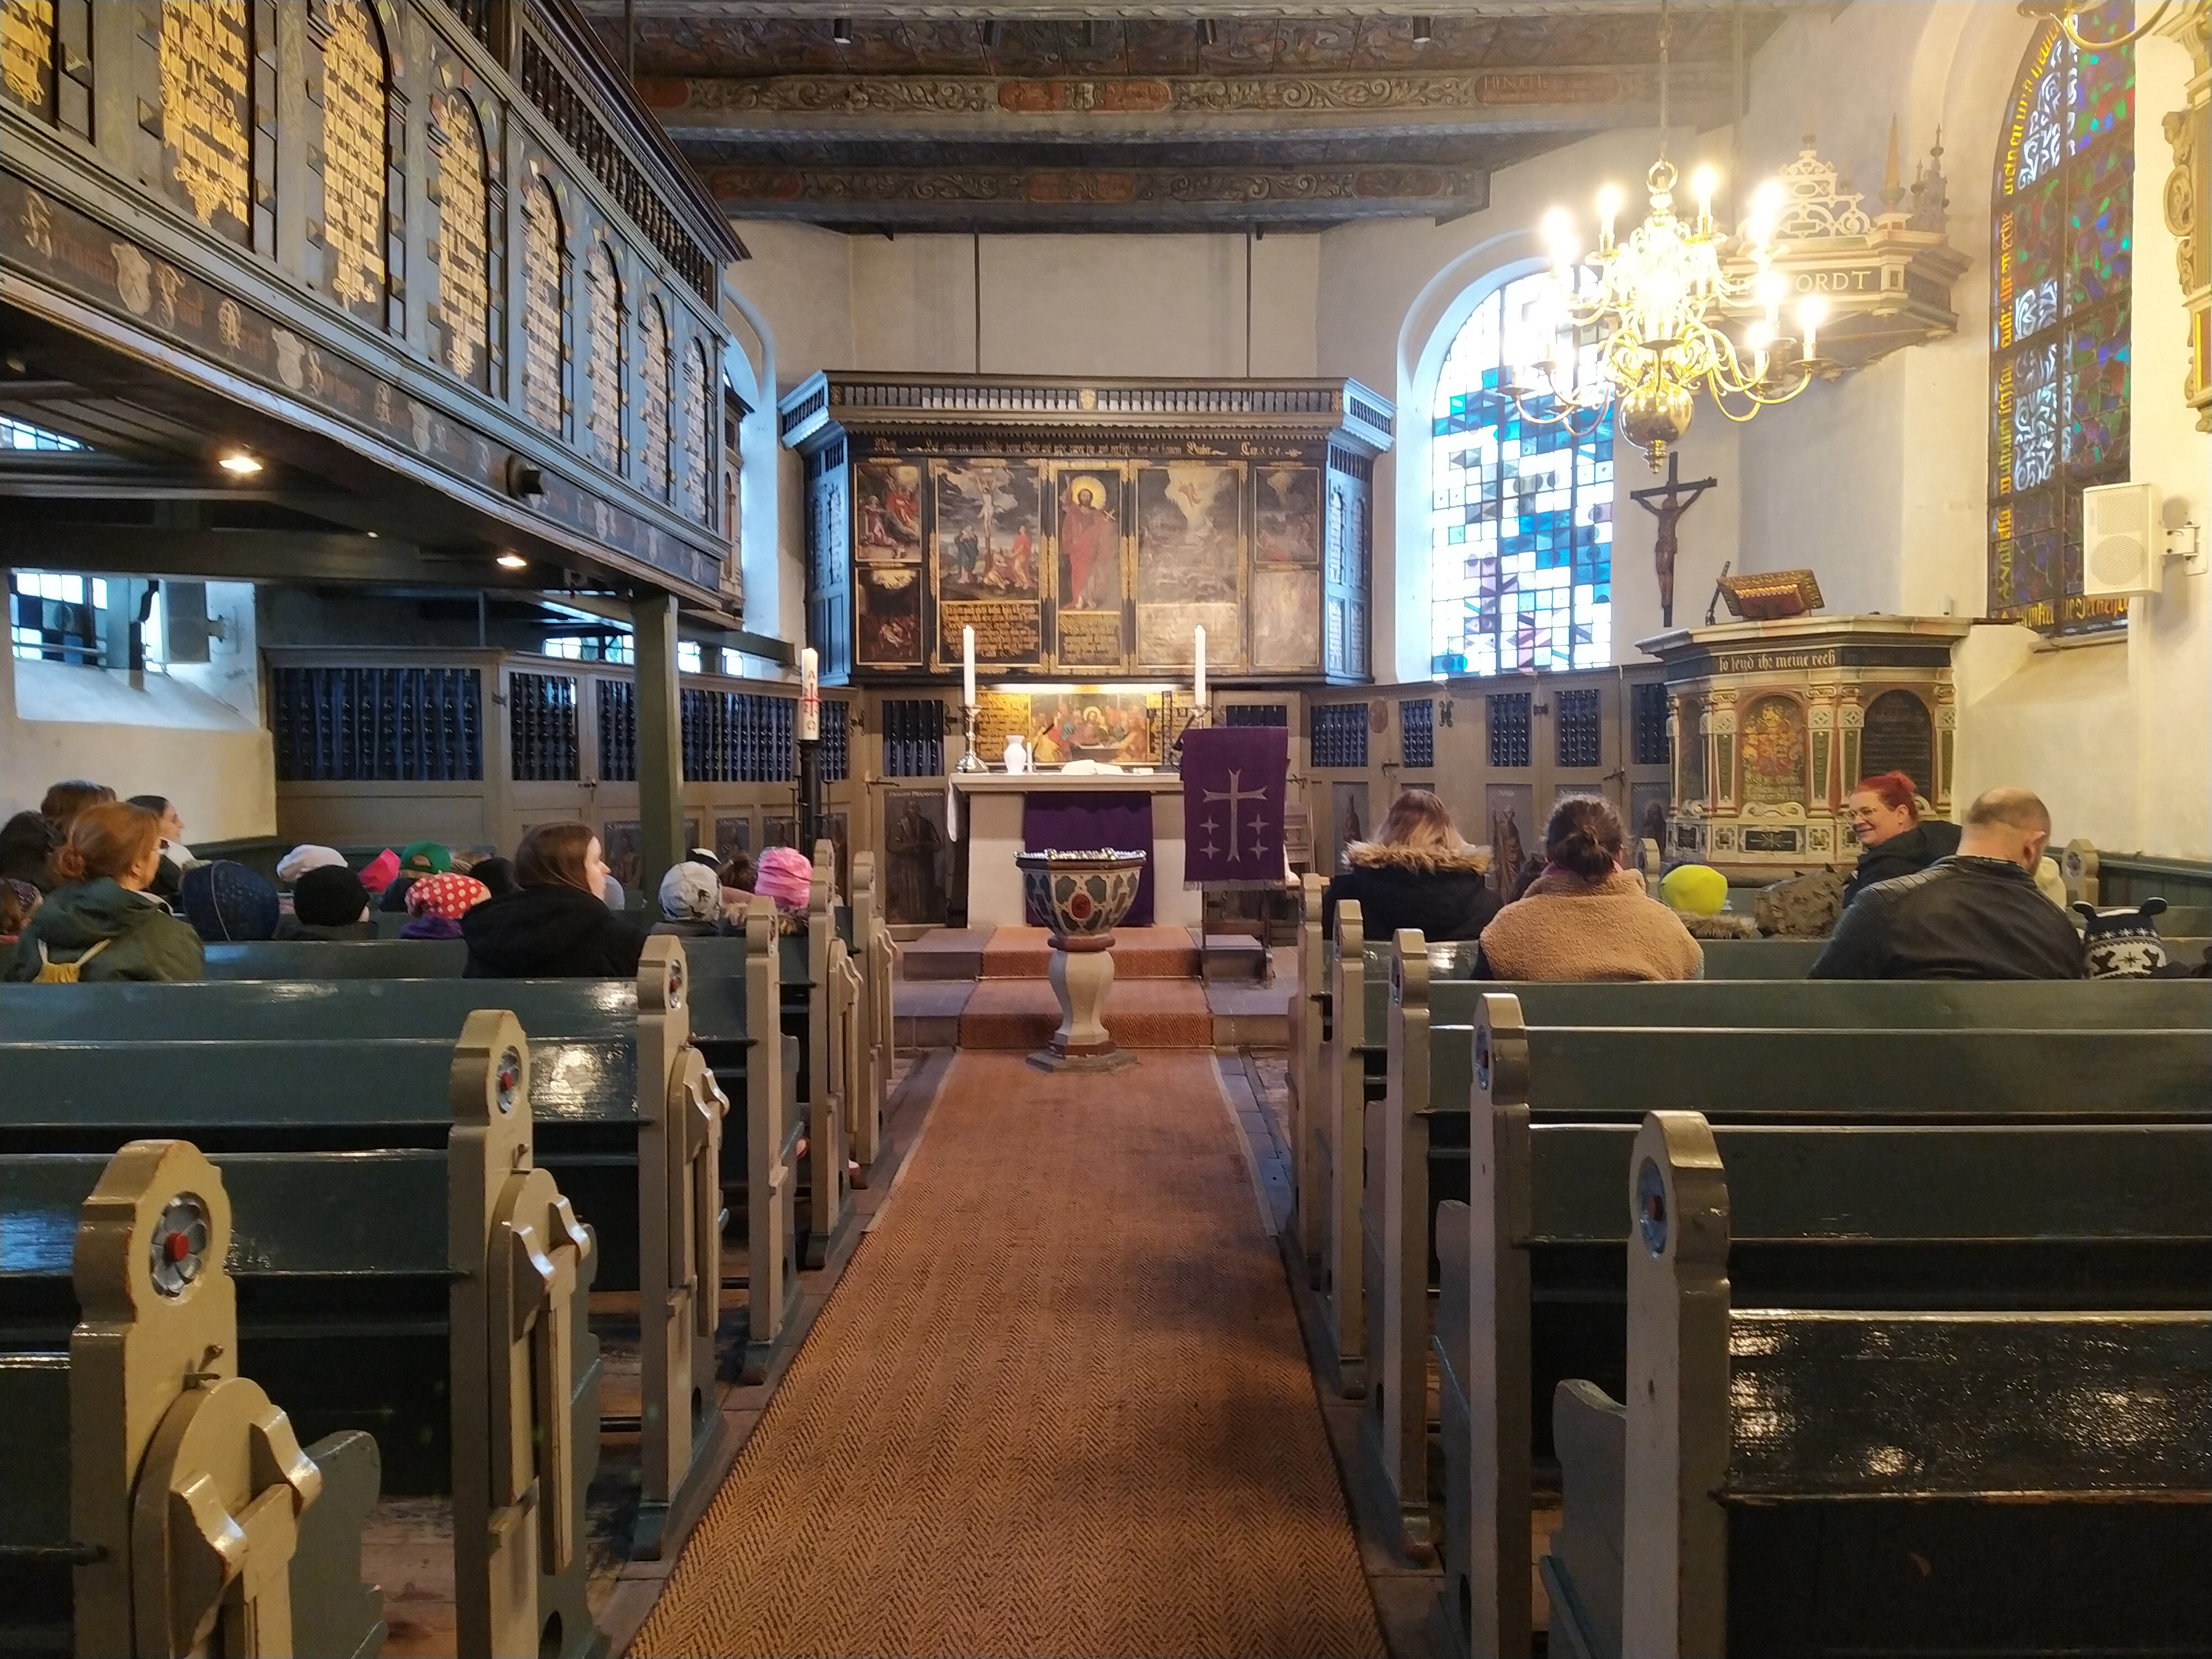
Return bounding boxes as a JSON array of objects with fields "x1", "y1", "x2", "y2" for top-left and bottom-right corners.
[
  {"x1": 217, "y1": 449, "x2": 262, "y2": 476},
  {"x1": 831, "y1": 15, "x2": 852, "y2": 45},
  {"x1": 1412, "y1": 16, "x2": 1434, "y2": 44},
  {"x1": 1197, "y1": 19, "x2": 1218, "y2": 46},
  {"x1": 497, "y1": 552, "x2": 528, "y2": 570}
]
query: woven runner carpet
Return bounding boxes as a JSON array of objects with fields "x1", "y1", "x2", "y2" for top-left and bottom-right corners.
[{"x1": 632, "y1": 1049, "x2": 1384, "y2": 1657}]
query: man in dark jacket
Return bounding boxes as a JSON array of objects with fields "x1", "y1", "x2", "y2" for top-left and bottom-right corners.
[{"x1": 1811, "y1": 787, "x2": 2084, "y2": 980}]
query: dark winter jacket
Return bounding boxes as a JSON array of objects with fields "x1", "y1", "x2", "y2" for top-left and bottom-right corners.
[
  {"x1": 1842, "y1": 819, "x2": 1963, "y2": 905},
  {"x1": 1321, "y1": 841, "x2": 1501, "y2": 944},
  {"x1": 648, "y1": 916, "x2": 731, "y2": 939},
  {"x1": 461, "y1": 882, "x2": 648, "y2": 979},
  {"x1": 274, "y1": 914, "x2": 378, "y2": 941},
  {"x1": 1811, "y1": 856, "x2": 2086, "y2": 980},
  {"x1": 4, "y1": 878, "x2": 205, "y2": 982}
]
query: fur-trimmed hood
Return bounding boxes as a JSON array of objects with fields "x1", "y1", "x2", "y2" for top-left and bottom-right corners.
[{"x1": 1342, "y1": 839, "x2": 1491, "y2": 876}]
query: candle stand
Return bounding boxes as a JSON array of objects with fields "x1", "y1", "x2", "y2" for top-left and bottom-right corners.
[{"x1": 955, "y1": 703, "x2": 986, "y2": 773}]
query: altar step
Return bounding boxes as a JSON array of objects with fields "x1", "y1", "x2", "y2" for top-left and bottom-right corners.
[{"x1": 892, "y1": 925, "x2": 1292, "y2": 1052}]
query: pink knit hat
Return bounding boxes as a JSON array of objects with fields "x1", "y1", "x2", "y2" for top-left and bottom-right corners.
[{"x1": 753, "y1": 845, "x2": 813, "y2": 912}]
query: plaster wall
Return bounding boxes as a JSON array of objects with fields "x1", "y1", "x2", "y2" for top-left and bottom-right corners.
[{"x1": 0, "y1": 581, "x2": 275, "y2": 842}]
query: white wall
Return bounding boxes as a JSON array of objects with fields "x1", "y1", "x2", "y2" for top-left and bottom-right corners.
[{"x1": 0, "y1": 581, "x2": 274, "y2": 843}]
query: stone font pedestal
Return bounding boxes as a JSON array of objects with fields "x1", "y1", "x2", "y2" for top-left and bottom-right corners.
[{"x1": 1030, "y1": 933, "x2": 1136, "y2": 1073}]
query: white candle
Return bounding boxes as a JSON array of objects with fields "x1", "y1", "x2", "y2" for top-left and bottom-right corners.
[
  {"x1": 1193, "y1": 625, "x2": 1207, "y2": 708},
  {"x1": 799, "y1": 646, "x2": 820, "y2": 742},
  {"x1": 961, "y1": 625, "x2": 977, "y2": 708}
]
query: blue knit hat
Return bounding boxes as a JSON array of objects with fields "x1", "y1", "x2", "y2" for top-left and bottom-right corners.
[{"x1": 180, "y1": 859, "x2": 280, "y2": 942}]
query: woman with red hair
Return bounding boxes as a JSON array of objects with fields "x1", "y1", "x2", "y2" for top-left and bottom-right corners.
[{"x1": 1842, "y1": 771, "x2": 1961, "y2": 904}]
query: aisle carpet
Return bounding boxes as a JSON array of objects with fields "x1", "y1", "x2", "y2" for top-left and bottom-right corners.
[{"x1": 631, "y1": 1050, "x2": 1384, "y2": 1658}]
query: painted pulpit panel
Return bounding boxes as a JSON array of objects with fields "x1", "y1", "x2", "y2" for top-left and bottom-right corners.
[
  {"x1": 1135, "y1": 461, "x2": 1244, "y2": 671},
  {"x1": 1861, "y1": 688, "x2": 1934, "y2": 799},
  {"x1": 1738, "y1": 694, "x2": 1809, "y2": 809}
]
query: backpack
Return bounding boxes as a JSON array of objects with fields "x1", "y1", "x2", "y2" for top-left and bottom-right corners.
[{"x1": 33, "y1": 937, "x2": 111, "y2": 984}]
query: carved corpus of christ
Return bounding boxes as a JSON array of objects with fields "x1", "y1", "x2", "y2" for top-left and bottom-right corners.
[{"x1": 1630, "y1": 452, "x2": 1718, "y2": 628}]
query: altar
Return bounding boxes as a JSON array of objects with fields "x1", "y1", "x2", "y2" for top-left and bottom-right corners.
[{"x1": 954, "y1": 773, "x2": 1201, "y2": 930}]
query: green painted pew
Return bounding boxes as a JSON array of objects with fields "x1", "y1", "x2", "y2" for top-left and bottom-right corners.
[
  {"x1": 1570, "y1": 1113, "x2": 2212, "y2": 1658},
  {"x1": 0, "y1": 1141, "x2": 385, "y2": 1659},
  {"x1": 1418, "y1": 983, "x2": 2212, "y2": 1659},
  {"x1": 0, "y1": 1018, "x2": 603, "y2": 1657}
]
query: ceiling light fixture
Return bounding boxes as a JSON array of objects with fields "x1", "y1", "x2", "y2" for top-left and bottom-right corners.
[
  {"x1": 831, "y1": 16, "x2": 853, "y2": 45},
  {"x1": 497, "y1": 552, "x2": 528, "y2": 570},
  {"x1": 1511, "y1": 0, "x2": 1827, "y2": 469},
  {"x1": 1197, "y1": 19, "x2": 1218, "y2": 46},
  {"x1": 1412, "y1": 16, "x2": 1433, "y2": 44},
  {"x1": 217, "y1": 449, "x2": 262, "y2": 476}
]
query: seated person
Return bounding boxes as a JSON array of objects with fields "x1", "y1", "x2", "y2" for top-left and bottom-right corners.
[
  {"x1": 1321, "y1": 789, "x2": 1498, "y2": 943},
  {"x1": 462, "y1": 823, "x2": 646, "y2": 978},
  {"x1": 1, "y1": 877, "x2": 39, "y2": 943},
  {"x1": 1841, "y1": 770, "x2": 1962, "y2": 904},
  {"x1": 401, "y1": 872, "x2": 490, "y2": 940},
  {"x1": 0, "y1": 811, "x2": 60, "y2": 891},
  {"x1": 381, "y1": 839, "x2": 452, "y2": 912},
  {"x1": 180, "y1": 860, "x2": 280, "y2": 942},
  {"x1": 1811, "y1": 786, "x2": 2085, "y2": 980},
  {"x1": 652, "y1": 861, "x2": 733, "y2": 938},
  {"x1": 471, "y1": 855, "x2": 517, "y2": 898},
  {"x1": 719, "y1": 852, "x2": 758, "y2": 907},
  {"x1": 6, "y1": 801, "x2": 203, "y2": 982},
  {"x1": 1477, "y1": 796, "x2": 1703, "y2": 982},
  {"x1": 277, "y1": 865, "x2": 377, "y2": 940}
]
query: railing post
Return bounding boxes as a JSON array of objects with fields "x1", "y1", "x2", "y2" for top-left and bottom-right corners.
[{"x1": 633, "y1": 593, "x2": 686, "y2": 917}]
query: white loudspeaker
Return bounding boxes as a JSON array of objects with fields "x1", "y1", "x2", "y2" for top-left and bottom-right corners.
[{"x1": 2081, "y1": 481, "x2": 2163, "y2": 597}]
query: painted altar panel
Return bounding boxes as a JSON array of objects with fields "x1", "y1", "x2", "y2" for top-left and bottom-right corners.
[
  {"x1": 1052, "y1": 461, "x2": 1129, "y2": 672},
  {"x1": 933, "y1": 458, "x2": 1045, "y2": 669},
  {"x1": 975, "y1": 687, "x2": 1168, "y2": 768},
  {"x1": 855, "y1": 460, "x2": 924, "y2": 563},
  {"x1": 1135, "y1": 460, "x2": 1244, "y2": 671}
]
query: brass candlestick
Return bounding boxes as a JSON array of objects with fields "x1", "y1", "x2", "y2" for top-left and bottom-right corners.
[{"x1": 954, "y1": 702, "x2": 985, "y2": 772}]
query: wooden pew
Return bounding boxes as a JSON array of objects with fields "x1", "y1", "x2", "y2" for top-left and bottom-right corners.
[
  {"x1": 1590, "y1": 1112, "x2": 2212, "y2": 1657},
  {"x1": 0, "y1": 1139, "x2": 382, "y2": 1658},
  {"x1": 1290, "y1": 872, "x2": 1329, "y2": 1275},
  {"x1": 0, "y1": 933, "x2": 760, "y2": 1552},
  {"x1": 0, "y1": 1014, "x2": 600, "y2": 1656},
  {"x1": 1423, "y1": 986, "x2": 2212, "y2": 1659}
]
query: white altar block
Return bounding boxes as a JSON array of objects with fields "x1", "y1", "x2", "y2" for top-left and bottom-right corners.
[{"x1": 953, "y1": 772, "x2": 1198, "y2": 930}]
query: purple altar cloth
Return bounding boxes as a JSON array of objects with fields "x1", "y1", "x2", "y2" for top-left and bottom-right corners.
[{"x1": 1020, "y1": 790, "x2": 1156, "y2": 927}]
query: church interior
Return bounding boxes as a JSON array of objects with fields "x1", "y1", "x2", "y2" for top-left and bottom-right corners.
[{"x1": 1, "y1": 1, "x2": 2208, "y2": 1654}]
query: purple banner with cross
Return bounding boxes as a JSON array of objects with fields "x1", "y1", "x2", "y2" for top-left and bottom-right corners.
[{"x1": 1180, "y1": 725, "x2": 1290, "y2": 890}]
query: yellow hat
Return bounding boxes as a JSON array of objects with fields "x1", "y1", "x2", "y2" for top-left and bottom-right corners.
[{"x1": 1660, "y1": 863, "x2": 1729, "y2": 916}]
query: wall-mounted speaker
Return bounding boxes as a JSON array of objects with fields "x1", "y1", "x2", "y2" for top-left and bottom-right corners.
[{"x1": 2081, "y1": 481, "x2": 2163, "y2": 597}]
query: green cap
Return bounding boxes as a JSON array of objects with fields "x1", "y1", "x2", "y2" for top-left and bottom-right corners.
[{"x1": 399, "y1": 840, "x2": 452, "y2": 874}]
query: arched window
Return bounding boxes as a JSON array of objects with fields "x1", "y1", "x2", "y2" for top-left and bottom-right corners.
[
  {"x1": 1989, "y1": 6, "x2": 2133, "y2": 635},
  {"x1": 519, "y1": 175, "x2": 565, "y2": 436},
  {"x1": 585, "y1": 242, "x2": 624, "y2": 470},
  {"x1": 1428, "y1": 270, "x2": 1614, "y2": 676},
  {"x1": 640, "y1": 296, "x2": 672, "y2": 502}
]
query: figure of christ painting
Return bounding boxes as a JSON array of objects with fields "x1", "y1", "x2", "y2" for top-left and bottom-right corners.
[
  {"x1": 935, "y1": 460, "x2": 1044, "y2": 603},
  {"x1": 1056, "y1": 468, "x2": 1123, "y2": 610},
  {"x1": 1135, "y1": 461, "x2": 1244, "y2": 668},
  {"x1": 1738, "y1": 695, "x2": 1809, "y2": 808},
  {"x1": 884, "y1": 791, "x2": 952, "y2": 926},
  {"x1": 1255, "y1": 466, "x2": 1321, "y2": 566},
  {"x1": 856, "y1": 564, "x2": 922, "y2": 665},
  {"x1": 855, "y1": 460, "x2": 924, "y2": 562},
  {"x1": 1250, "y1": 567, "x2": 1319, "y2": 671}
]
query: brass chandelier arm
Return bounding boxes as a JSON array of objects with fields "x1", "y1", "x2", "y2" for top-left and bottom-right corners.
[{"x1": 2054, "y1": 0, "x2": 2178, "y2": 50}]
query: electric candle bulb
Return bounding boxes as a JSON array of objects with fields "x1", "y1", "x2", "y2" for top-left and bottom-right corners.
[
  {"x1": 1542, "y1": 206, "x2": 1578, "y2": 269},
  {"x1": 1691, "y1": 166, "x2": 1717, "y2": 226},
  {"x1": 1596, "y1": 183, "x2": 1624, "y2": 250},
  {"x1": 1797, "y1": 295, "x2": 1828, "y2": 360}
]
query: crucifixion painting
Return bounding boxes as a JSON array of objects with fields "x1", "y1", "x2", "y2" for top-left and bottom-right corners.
[{"x1": 1630, "y1": 452, "x2": 1718, "y2": 628}]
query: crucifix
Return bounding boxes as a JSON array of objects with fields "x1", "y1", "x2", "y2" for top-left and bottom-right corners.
[
  {"x1": 1630, "y1": 452, "x2": 1718, "y2": 628},
  {"x1": 1203, "y1": 769, "x2": 1267, "y2": 865}
]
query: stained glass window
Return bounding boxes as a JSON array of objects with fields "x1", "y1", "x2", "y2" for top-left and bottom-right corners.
[
  {"x1": 1989, "y1": 4, "x2": 2133, "y2": 635},
  {"x1": 1429, "y1": 270, "x2": 1614, "y2": 676}
]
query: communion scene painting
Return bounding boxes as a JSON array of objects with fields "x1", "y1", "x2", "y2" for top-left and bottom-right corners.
[{"x1": 3, "y1": 3, "x2": 2206, "y2": 1657}]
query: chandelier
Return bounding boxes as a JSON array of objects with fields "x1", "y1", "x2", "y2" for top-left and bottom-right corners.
[{"x1": 1509, "y1": 3, "x2": 1830, "y2": 469}]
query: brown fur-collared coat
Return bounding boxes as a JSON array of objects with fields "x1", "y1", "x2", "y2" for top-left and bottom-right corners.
[{"x1": 1477, "y1": 868, "x2": 1704, "y2": 982}]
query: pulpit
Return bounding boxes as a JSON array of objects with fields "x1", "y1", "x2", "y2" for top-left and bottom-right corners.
[
  {"x1": 953, "y1": 773, "x2": 1201, "y2": 929},
  {"x1": 1639, "y1": 614, "x2": 1973, "y2": 882}
]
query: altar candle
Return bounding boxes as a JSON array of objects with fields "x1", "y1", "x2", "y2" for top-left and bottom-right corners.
[
  {"x1": 799, "y1": 647, "x2": 820, "y2": 742},
  {"x1": 1193, "y1": 625, "x2": 1207, "y2": 708},
  {"x1": 961, "y1": 625, "x2": 977, "y2": 708}
]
